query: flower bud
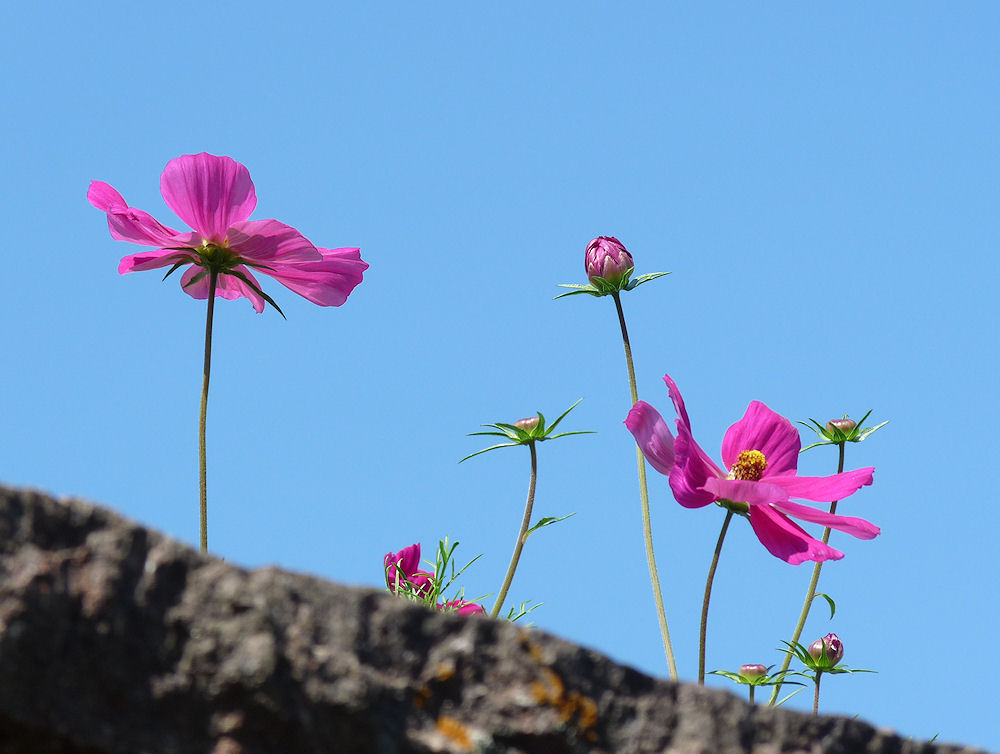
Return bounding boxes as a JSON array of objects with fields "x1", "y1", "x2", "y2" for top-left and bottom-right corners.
[
  {"x1": 739, "y1": 664, "x2": 767, "y2": 681},
  {"x1": 514, "y1": 416, "x2": 540, "y2": 432},
  {"x1": 585, "y1": 236, "x2": 634, "y2": 287},
  {"x1": 826, "y1": 418, "x2": 857, "y2": 435},
  {"x1": 808, "y1": 633, "x2": 844, "y2": 666}
]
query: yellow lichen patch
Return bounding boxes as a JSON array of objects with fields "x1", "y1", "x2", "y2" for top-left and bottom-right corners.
[
  {"x1": 435, "y1": 716, "x2": 473, "y2": 752},
  {"x1": 435, "y1": 662, "x2": 456, "y2": 682},
  {"x1": 413, "y1": 684, "x2": 431, "y2": 709},
  {"x1": 530, "y1": 665, "x2": 599, "y2": 736}
]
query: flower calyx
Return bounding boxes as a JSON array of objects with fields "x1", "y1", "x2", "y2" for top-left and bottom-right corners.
[
  {"x1": 460, "y1": 398, "x2": 593, "y2": 462},
  {"x1": 799, "y1": 410, "x2": 888, "y2": 451},
  {"x1": 780, "y1": 635, "x2": 874, "y2": 677},
  {"x1": 709, "y1": 664, "x2": 803, "y2": 688}
]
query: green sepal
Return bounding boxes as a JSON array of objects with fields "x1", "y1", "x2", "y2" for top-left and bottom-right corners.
[
  {"x1": 461, "y1": 399, "x2": 590, "y2": 461},
  {"x1": 459, "y1": 442, "x2": 521, "y2": 462},
  {"x1": 623, "y1": 271, "x2": 670, "y2": 290},
  {"x1": 553, "y1": 283, "x2": 603, "y2": 300},
  {"x1": 227, "y1": 269, "x2": 286, "y2": 319},
  {"x1": 182, "y1": 268, "x2": 209, "y2": 289},
  {"x1": 161, "y1": 261, "x2": 189, "y2": 282}
]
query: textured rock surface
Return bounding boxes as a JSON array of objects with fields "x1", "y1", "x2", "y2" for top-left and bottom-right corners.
[{"x1": 0, "y1": 486, "x2": 984, "y2": 754}]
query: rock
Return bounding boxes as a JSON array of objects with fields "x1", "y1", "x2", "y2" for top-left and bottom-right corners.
[{"x1": 0, "y1": 486, "x2": 983, "y2": 753}]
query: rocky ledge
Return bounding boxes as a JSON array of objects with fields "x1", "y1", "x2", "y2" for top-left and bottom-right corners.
[{"x1": 0, "y1": 486, "x2": 983, "y2": 753}]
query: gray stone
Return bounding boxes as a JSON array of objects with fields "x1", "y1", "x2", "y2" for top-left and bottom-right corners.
[{"x1": 0, "y1": 486, "x2": 985, "y2": 753}]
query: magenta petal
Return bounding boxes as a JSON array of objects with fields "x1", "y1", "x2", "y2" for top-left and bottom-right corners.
[
  {"x1": 767, "y1": 468, "x2": 874, "y2": 502},
  {"x1": 770, "y1": 499, "x2": 880, "y2": 540},
  {"x1": 179, "y1": 265, "x2": 266, "y2": 313},
  {"x1": 748, "y1": 505, "x2": 844, "y2": 565},
  {"x1": 89, "y1": 181, "x2": 192, "y2": 248},
  {"x1": 266, "y1": 247, "x2": 368, "y2": 307},
  {"x1": 227, "y1": 219, "x2": 323, "y2": 264},
  {"x1": 721, "y1": 401, "x2": 800, "y2": 477},
  {"x1": 662, "y1": 373, "x2": 692, "y2": 431},
  {"x1": 703, "y1": 477, "x2": 789, "y2": 505},
  {"x1": 118, "y1": 249, "x2": 196, "y2": 274},
  {"x1": 669, "y1": 420, "x2": 723, "y2": 508},
  {"x1": 624, "y1": 401, "x2": 675, "y2": 476},
  {"x1": 160, "y1": 153, "x2": 257, "y2": 241}
]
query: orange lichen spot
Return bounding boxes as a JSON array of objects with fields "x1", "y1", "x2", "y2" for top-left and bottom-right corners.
[
  {"x1": 435, "y1": 662, "x2": 456, "y2": 682},
  {"x1": 435, "y1": 716, "x2": 473, "y2": 752},
  {"x1": 413, "y1": 684, "x2": 431, "y2": 709}
]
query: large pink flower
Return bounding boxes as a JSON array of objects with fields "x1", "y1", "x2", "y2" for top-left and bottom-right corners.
[
  {"x1": 625, "y1": 374, "x2": 879, "y2": 564},
  {"x1": 88, "y1": 153, "x2": 367, "y2": 312}
]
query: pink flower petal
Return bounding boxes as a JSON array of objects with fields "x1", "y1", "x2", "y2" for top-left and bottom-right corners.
[
  {"x1": 88, "y1": 181, "x2": 192, "y2": 248},
  {"x1": 663, "y1": 373, "x2": 692, "y2": 430},
  {"x1": 767, "y1": 468, "x2": 874, "y2": 503},
  {"x1": 721, "y1": 401, "x2": 800, "y2": 477},
  {"x1": 227, "y1": 219, "x2": 323, "y2": 265},
  {"x1": 160, "y1": 153, "x2": 257, "y2": 242},
  {"x1": 669, "y1": 419, "x2": 724, "y2": 508},
  {"x1": 748, "y1": 504, "x2": 844, "y2": 565},
  {"x1": 769, "y1": 499, "x2": 880, "y2": 540},
  {"x1": 118, "y1": 249, "x2": 196, "y2": 274},
  {"x1": 266, "y1": 247, "x2": 368, "y2": 307},
  {"x1": 179, "y1": 264, "x2": 266, "y2": 313},
  {"x1": 702, "y1": 477, "x2": 789, "y2": 505},
  {"x1": 624, "y1": 401, "x2": 676, "y2": 476}
]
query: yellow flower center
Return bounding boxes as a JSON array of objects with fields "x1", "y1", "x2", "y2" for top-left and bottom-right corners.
[{"x1": 731, "y1": 450, "x2": 767, "y2": 481}]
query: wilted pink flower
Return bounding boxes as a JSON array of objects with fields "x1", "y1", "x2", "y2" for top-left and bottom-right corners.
[
  {"x1": 585, "y1": 236, "x2": 634, "y2": 287},
  {"x1": 384, "y1": 543, "x2": 434, "y2": 597},
  {"x1": 89, "y1": 153, "x2": 367, "y2": 312},
  {"x1": 625, "y1": 374, "x2": 880, "y2": 565},
  {"x1": 808, "y1": 633, "x2": 844, "y2": 666},
  {"x1": 438, "y1": 599, "x2": 485, "y2": 616}
]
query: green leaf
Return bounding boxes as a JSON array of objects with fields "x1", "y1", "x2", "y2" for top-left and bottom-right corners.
[
  {"x1": 814, "y1": 592, "x2": 836, "y2": 619},
  {"x1": 546, "y1": 430, "x2": 596, "y2": 440},
  {"x1": 525, "y1": 512, "x2": 576, "y2": 538},
  {"x1": 856, "y1": 420, "x2": 889, "y2": 441},
  {"x1": 227, "y1": 269, "x2": 285, "y2": 318},
  {"x1": 459, "y1": 442, "x2": 520, "y2": 462},
  {"x1": 775, "y1": 686, "x2": 806, "y2": 706}
]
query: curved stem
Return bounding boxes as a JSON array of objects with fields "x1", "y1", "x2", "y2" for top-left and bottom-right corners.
[
  {"x1": 768, "y1": 442, "x2": 846, "y2": 704},
  {"x1": 198, "y1": 269, "x2": 219, "y2": 554},
  {"x1": 613, "y1": 292, "x2": 678, "y2": 681},
  {"x1": 699, "y1": 509, "x2": 733, "y2": 684},
  {"x1": 813, "y1": 671, "x2": 823, "y2": 715},
  {"x1": 490, "y1": 441, "x2": 537, "y2": 618}
]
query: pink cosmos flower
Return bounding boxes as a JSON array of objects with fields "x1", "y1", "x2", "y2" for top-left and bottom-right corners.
[
  {"x1": 384, "y1": 543, "x2": 435, "y2": 597},
  {"x1": 88, "y1": 153, "x2": 367, "y2": 312},
  {"x1": 625, "y1": 374, "x2": 879, "y2": 565}
]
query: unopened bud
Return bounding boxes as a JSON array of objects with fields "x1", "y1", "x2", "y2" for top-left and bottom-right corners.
[
  {"x1": 808, "y1": 633, "x2": 844, "y2": 666},
  {"x1": 739, "y1": 664, "x2": 767, "y2": 681},
  {"x1": 585, "y1": 236, "x2": 634, "y2": 287},
  {"x1": 514, "y1": 416, "x2": 540, "y2": 432},
  {"x1": 826, "y1": 418, "x2": 857, "y2": 435}
]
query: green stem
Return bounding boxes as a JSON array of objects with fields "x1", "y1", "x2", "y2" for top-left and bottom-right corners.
[
  {"x1": 490, "y1": 441, "x2": 537, "y2": 618},
  {"x1": 813, "y1": 671, "x2": 823, "y2": 715},
  {"x1": 198, "y1": 269, "x2": 219, "y2": 554},
  {"x1": 768, "y1": 442, "x2": 846, "y2": 704},
  {"x1": 612, "y1": 292, "x2": 678, "y2": 681},
  {"x1": 749, "y1": 685, "x2": 755, "y2": 705},
  {"x1": 699, "y1": 509, "x2": 733, "y2": 684}
]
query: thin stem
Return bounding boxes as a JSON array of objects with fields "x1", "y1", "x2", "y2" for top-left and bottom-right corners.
[
  {"x1": 768, "y1": 442, "x2": 846, "y2": 704},
  {"x1": 612, "y1": 292, "x2": 678, "y2": 681},
  {"x1": 198, "y1": 269, "x2": 219, "y2": 554},
  {"x1": 813, "y1": 671, "x2": 823, "y2": 715},
  {"x1": 490, "y1": 441, "x2": 537, "y2": 618},
  {"x1": 699, "y1": 509, "x2": 734, "y2": 684},
  {"x1": 749, "y1": 685, "x2": 755, "y2": 705}
]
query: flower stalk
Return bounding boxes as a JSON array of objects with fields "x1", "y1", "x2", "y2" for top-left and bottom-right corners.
[
  {"x1": 491, "y1": 440, "x2": 537, "y2": 618},
  {"x1": 198, "y1": 268, "x2": 219, "y2": 553},
  {"x1": 613, "y1": 291, "x2": 679, "y2": 681},
  {"x1": 699, "y1": 508, "x2": 734, "y2": 683}
]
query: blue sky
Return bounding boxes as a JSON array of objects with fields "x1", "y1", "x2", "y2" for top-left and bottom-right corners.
[{"x1": 2, "y1": 2, "x2": 998, "y2": 749}]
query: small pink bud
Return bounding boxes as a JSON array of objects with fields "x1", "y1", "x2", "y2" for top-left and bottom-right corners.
[
  {"x1": 739, "y1": 664, "x2": 767, "y2": 681},
  {"x1": 808, "y1": 633, "x2": 844, "y2": 665},
  {"x1": 826, "y1": 418, "x2": 857, "y2": 435},
  {"x1": 514, "y1": 416, "x2": 540, "y2": 431},
  {"x1": 585, "y1": 236, "x2": 634, "y2": 287}
]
